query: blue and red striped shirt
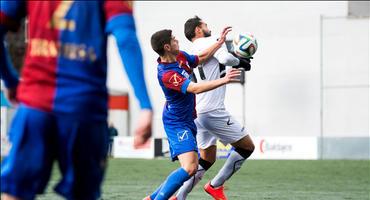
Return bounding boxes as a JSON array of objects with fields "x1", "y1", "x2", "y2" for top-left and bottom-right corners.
[
  {"x1": 1, "y1": 1, "x2": 151, "y2": 121},
  {"x1": 157, "y1": 51, "x2": 199, "y2": 124}
]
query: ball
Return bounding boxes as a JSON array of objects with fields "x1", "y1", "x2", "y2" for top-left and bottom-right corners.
[{"x1": 232, "y1": 33, "x2": 258, "y2": 58}]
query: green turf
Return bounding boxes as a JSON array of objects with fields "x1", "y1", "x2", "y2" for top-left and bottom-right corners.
[{"x1": 38, "y1": 159, "x2": 370, "y2": 200}]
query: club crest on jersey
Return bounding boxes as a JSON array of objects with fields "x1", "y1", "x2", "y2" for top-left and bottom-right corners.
[
  {"x1": 169, "y1": 73, "x2": 182, "y2": 86},
  {"x1": 177, "y1": 130, "x2": 189, "y2": 142}
]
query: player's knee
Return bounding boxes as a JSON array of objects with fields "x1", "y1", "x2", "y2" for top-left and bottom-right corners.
[
  {"x1": 241, "y1": 137, "x2": 255, "y2": 152},
  {"x1": 199, "y1": 158, "x2": 214, "y2": 171},
  {"x1": 235, "y1": 147, "x2": 254, "y2": 159},
  {"x1": 248, "y1": 142, "x2": 255, "y2": 152},
  {"x1": 183, "y1": 163, "x2": 198, "y2": 176},
  {"x1": 202, "y1": 156, "x2": 216, "y2": 165}
]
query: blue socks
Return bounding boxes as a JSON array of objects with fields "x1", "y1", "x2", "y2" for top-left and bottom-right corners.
[
  {"x1": 150, "y1": 167, "x2": 191, "y2": 200},
  {"x1": 149, "y1": 183, "x2": 163, "y2": 199}
]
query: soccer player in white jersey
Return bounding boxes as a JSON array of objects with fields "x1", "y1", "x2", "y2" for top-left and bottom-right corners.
[{"x1": 171, "y1": 16, "x2": 255, "y2": 200}]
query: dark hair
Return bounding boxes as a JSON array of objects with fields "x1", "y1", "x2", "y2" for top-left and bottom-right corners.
[
  {"x1": 150, "y1": 29, "x2": 172, "y2": 56},
  {"x1": 184, "y1": 15, "x2": 202, "y2": 41}
]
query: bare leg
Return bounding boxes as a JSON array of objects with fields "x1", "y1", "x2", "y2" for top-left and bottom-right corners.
[{"x1": 175, "y1": 146, "x2": 216, "y2": 200}]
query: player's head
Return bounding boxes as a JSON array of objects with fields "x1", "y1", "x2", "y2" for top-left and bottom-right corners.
[
  {"x1": 184, "y1": 15, "x2": 211, "y2": 41},
  {"x1": 151, "y1": 29, "x2": 179, "y2": 56}
]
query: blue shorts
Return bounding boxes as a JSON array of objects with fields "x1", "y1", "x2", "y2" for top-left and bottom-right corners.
[
  {"x1": 1, "y1": 104, "x2": 109, "y2": 200},
  {"x1": 164, "y1": 121, "x2": 198, "y2": 161}
]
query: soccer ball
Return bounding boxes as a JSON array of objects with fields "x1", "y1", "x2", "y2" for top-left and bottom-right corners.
[{"x1": 232, "y1": 33, "x2": 258, "y2": 58}]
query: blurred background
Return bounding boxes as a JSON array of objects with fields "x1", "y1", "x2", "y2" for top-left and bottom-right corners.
[{"x1": 1, "y1": 1, "x2": 369, "y2": 160}]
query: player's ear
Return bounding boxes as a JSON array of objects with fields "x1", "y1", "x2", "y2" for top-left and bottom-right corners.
[
  {"x1": 164, "y1": 44, "x2": 171, "y2": 52},
  {"x1": 195, "y1": 26, "x2": 201, "y2": 35}
]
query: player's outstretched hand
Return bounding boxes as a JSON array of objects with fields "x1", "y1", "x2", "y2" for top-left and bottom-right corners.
[
  {"x1": 133, "y1": 109, "x2": 153, "y2": 149},
  {"x1": 217, "y1": 26, "x2": 232, "y2": 45},
  {"x1": 224, "y1": 68, "x2": 242, "y2": 83}
]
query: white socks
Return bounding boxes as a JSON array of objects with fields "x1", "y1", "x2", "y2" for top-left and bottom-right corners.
[
  {"x1": 176, "y1": 164, "x2": 206, "y2": 200},
  {"x1": 210, "y1": 150, "x2": 246, "y2": 187}
]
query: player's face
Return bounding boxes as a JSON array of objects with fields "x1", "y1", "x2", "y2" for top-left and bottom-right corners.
[
  {"x1": 169, "y1": 35, "x2": 180, "y2": 55},
  {"x1": 200, "y1": 22, "x2": 211, "y2": 37}
]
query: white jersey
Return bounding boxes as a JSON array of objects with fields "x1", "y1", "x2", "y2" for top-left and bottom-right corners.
[{"x1": 191, "y1": 36, "x2": 239, "y2": 113}]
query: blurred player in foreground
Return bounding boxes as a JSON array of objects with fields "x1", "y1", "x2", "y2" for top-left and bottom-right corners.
[
  {"x1": 172, "y1": 16, "x2": 255, "y2": 200},
  {"x1": 0, "y1": 1, "x2": 152, "y2": 199},
  {"x1": 144, "y1": 27, "x2": 241, "y2": 200}
]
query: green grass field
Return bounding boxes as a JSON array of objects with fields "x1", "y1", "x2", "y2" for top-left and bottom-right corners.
[{"x1": 38, "y1": 159, "x2": 369, "y2": 200}]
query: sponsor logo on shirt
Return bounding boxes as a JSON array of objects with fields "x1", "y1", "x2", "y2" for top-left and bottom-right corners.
[{"x1": 181, "y1": 70, "x2": 190, "y2": 79}]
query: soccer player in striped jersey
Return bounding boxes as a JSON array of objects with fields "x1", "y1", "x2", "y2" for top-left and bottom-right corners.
[
  {"x1": 172, "y1": 16, "x2": 255, "y2": 200},
  {"x1": 144, "y1": 27, "x2": 241, "y2": 200},
  {"x1": 0, "y1": 1, "x2": 152, "y2": 199}
]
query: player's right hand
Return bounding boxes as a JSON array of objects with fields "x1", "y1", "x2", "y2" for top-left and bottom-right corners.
[
  {"x1": 224, "y1": 68, "x2": 242, "y2": 83},
  {"x1": 217, "y1": 26, "x2": 232, "y2": 45},
  {"x1": 133, "y1": 109, "x2": 153, "y2": 149}
]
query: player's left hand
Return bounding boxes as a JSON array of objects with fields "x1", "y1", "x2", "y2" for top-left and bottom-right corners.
[{"x1": 133, "y1": 109, "x2": 153, "y2": 149}]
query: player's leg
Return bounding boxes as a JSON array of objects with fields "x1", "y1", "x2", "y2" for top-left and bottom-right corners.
[
  {"x1": 173, "y1": 147, "x2": 215, "y2": 200},
  {"x1": 199, "y1": 145, "x2": 217, "y2": 164},
  {"x1": 146, "y1": 125, "x2": 198, "y2": 200},
  {"x1": 146, "y1": 146, "x2": 176, "y2": 200},
  {"x1": 200, "y1": 109, "x2": 254, "y2": 200},
  {"x1": 1, "y1": 104, "x2": 56, "y2": 200},
  {"x1": 151, "y1": 151, "x2": 197, "y2": 200},
  {"x1": 53, "y1": 117, "x2": 109, "y2": 200},
  {"x1": 175, "y1": 118, "x2": 216, "y2": 200},
  {"x1": 210, "y1": 134, "x2": 254, "y2": 188}
]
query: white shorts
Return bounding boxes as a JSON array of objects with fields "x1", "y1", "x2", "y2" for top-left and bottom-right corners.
[{"x1": 195, "y1": 109, "x2": 248, "y2": 149}]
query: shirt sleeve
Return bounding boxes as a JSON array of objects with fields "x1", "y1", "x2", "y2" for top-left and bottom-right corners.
[
  {"x1": 0, "y1": 0, "x2": 26, "y2": 31},
  {"x1": 161, "y1": 70, "x2": 191, "y2": 94},
  {"x1": 104, "y1": 1, "x2": 133, "y2": 22},
  {"x1": 104, "y1": 1, "x2": 134, "y2": 33},
  {"x1": 180, "y1": 51, "x2": 199, "y2": 68},
  {"x1": 104, "y1": 1, "x2": 152, "y2": 109},
  {"x1": 213, "y1": 44, "x2": 240, "y2": 66}
]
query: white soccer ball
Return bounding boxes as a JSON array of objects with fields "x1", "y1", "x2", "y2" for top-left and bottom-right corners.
[{"x1": 232, "y1": 33, "x2": 258, "y2": 58}]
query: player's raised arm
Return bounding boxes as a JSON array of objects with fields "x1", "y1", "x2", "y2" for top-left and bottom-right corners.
[
  {"x1": 186, "y1": 68, "x2": 241, "y2": 94},
  {"x1": 197, "y1": 26, "x2": 232, "y2": 64},
  {"x1": 104, "y1": 1, "x2": 152, "y2": 148}
]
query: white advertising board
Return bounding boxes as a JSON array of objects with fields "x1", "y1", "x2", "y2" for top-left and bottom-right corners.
[
  {"x1": 250, "y1": 136, "x2": 318, "y2": 160},
  {"x1": 113, "y1": 136, "x2": 154, "y2": 159},
  {"x1": 217, "y1": 136, "x2": 318, "y2": 160}
]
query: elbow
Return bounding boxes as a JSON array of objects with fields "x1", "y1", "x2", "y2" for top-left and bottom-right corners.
[
  {"x1": 222, "y1": 58, "x2": 239, "y2": 66},
  {"x1": 114, "y1": 28, "x2": 138, "y2": 48},
  {"x1": 188, "y1": 88, "x2": 200, "y2": 94},
  {"x1": 217, "y1": 56, "x2": 228, "y2": 65},
  {"x1": 116, "y1": 34, "x2": 136, "y2": 49},
  {"x1": 192, "y1": 89, "x2": 202, "y2": 94},
  {"x1": 197, "y1": 56, "x2": 206, "y2": 65},
  {"x1": 218, "y1": 53, "x2": 239, "y2": 66},
  {"x1": 187, "y1": 85, "x2": 202, "y2": 94}
]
